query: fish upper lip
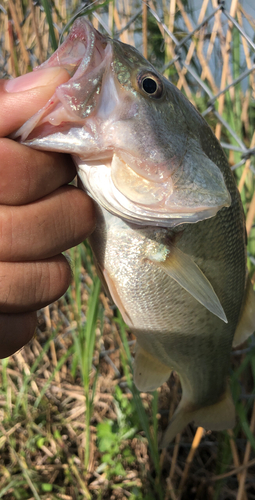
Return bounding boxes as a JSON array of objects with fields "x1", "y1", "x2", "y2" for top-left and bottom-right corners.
[{"x1": 32, "y1": 19, "x2": 109, "y2": 79}]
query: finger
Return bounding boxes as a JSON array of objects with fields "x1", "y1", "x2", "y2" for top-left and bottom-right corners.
[
  {"x1": 0, "y1": 185, "x2": 95, "y2": 261},
  {"x1": 0, "y1": 311, "x2": 37, "y2": 359},
  {"x1": 0, "y1": 138, "x2": 76, "y2": 205},
  {"x1": 0, "y1": 254, "x2": 72, "y2": 313},
  {"x1": 0, "y1": 67, "x2": 70, "y2": 136}
]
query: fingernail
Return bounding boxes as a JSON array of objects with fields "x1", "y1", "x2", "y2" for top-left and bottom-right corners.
[{"x1": 4, "y1": 67, "x2": 69, "y2": 93}]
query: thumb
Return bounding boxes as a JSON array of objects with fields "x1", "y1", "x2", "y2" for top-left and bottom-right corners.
[{"x1": 0, "y1": 67, "x2": 70, "y2": 137}]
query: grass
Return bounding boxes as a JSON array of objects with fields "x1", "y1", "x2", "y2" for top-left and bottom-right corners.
[{"x1": 0, "y1": 1, "x2": 255, "y2": 499}]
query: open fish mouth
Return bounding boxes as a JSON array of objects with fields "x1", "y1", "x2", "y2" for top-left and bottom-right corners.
[
  {"x1": 14, "y1": 20, "x2": 111, "y2": 141},
  {"x1": 13, "y1": 18, "x2": 231, "y2": 228}
]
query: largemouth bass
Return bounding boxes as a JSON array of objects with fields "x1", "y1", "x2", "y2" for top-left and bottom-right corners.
[{"x1": 14, "y1": 19, "x2": 255, "y2": 446}]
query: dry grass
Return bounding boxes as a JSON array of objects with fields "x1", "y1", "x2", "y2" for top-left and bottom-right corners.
[{"x1": 0, "y1": 1, "x2": 255, "y2": 499}]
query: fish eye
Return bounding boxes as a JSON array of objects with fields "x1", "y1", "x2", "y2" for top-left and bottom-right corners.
[
  {"x1": 138, "y1": 72, "x2": 163, "y2": 98},
  {"x1": 142, "y1": 77, "x2": 157, "y2": 94}
]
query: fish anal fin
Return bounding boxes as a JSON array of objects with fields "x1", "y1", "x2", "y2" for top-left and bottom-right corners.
[
  {"x1": 160, "y1": 404, "x2": 191, "y2": 448},
  {"x1": 134, "y1": 344, "x2": 171, "y2": 392},
  {"x1": 233, "y1": 278, "x2": 255, "y2": 348},
  {"x1": 161, "y1": 385, "x2": 235, "y2": 448},
  {"x1": 147, "y1": 242, "x2": 227, "y2": 323},
  {"x1": 192, "y1": 386, "x2": 235, "y2": 430}
]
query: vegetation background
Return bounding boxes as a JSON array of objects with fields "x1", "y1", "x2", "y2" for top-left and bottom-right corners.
[{"x1": 0, "y1": 0, "x2": 255, "y2": 499}]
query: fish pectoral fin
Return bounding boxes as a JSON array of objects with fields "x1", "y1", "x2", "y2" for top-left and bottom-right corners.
[
  {"x1": 133, "y1": 344, "x2": 171, "y2": 392},
  {"x1": 148, "y1": 243, "x2": 227, "y2": 323},
  {"x1": 232, "y1": 278, "x2": 255, "y2": 347},
  {"x1": 161, "y1": 385, "x2": 235, "y2": 448}
]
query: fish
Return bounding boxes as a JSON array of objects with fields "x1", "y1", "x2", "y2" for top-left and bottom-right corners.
[{"x1": 14, "y1": 18, "x2": 255, "y2": 446}]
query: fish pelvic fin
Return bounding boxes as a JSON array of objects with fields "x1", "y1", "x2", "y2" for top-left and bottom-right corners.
[
  {"x1": 233, "y1": 278, "x2": 255, "y2": 348},
  {"x1": 147, "y1": 242, "x2": 227, "y2": 323},
  {"x1": 160, "y1": 385, "x2": 235, "y2": 448},
  {"x1": 133, "y1": 344, "x2": 171, "y2": 392}
]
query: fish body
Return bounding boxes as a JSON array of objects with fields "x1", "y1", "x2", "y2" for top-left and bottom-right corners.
[{"x1": 14, "y1": 19, "x2": 255, "y2": 445}]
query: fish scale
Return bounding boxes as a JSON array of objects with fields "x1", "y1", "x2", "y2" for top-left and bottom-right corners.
[{"x1": 13, "y1": 18, "x2": 255, "y2": 446}]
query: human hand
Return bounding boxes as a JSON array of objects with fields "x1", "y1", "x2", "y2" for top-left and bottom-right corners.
[{"x1": 0, "y1": 68, "x2": 95, "y2": 358}]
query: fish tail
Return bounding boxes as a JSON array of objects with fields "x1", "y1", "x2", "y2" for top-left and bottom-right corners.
[{"x1": 160, "y1": 385, "x2": 235, "y2": 448}]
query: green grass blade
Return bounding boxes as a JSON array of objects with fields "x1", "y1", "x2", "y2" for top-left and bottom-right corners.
[{"x1": 41, "y1": 0, "x2": 58, "y2": 51}]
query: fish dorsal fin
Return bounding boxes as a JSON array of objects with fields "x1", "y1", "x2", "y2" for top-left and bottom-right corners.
[
  {"x1": 146, "y1": 242, "x2": 227, "y2": 323},
  {"x1": 232, "y1": 278, "x2": 255, "y2": 348},
  {"x1": 133, "y1": 344, "x2": 171, "y2": 392}
]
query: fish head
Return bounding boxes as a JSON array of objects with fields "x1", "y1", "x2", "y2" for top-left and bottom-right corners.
[{"x1": 14, "y1": 18, "x2": 231, "y2": 227}]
